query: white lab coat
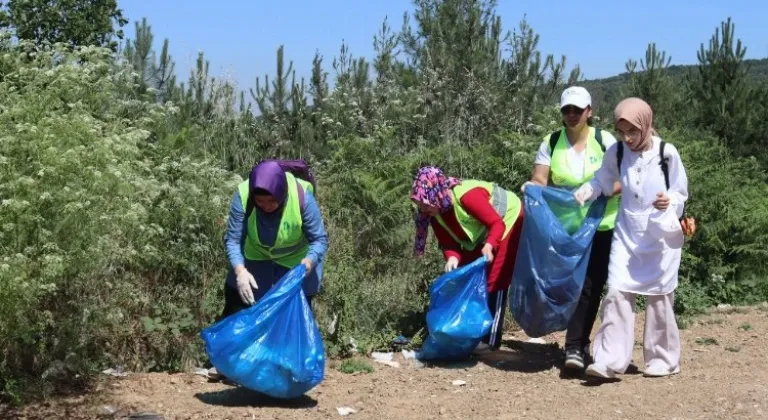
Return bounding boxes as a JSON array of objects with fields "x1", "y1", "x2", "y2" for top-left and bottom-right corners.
[{"x1": 585, "y1": 136, "x2": 689, "y2": 295}]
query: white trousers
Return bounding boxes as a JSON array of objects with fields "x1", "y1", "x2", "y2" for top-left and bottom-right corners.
[{"x1": 591, "y1": 289, "x2": 680, "y2": 374}]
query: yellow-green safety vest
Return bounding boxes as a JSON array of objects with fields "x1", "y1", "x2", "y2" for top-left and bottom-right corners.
[
  {"x1": 237, "y1": 172, "x2": 313, "y2": 268},
  {"x1": 434, "y1": 180, "x2": 522, "y2": 251},
  {"x1": 549, "y1": 127, "x2": 619, "y2": 233}
]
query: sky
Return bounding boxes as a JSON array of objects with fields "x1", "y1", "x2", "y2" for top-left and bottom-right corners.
[{"x1": 118, "y1": 0, "x2": 768, "y2": 95}]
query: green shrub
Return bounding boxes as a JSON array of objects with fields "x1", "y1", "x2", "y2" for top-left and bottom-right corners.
[
  {"x1": 0, "y1": 41, "x2": 236, "y2": 401},
  {"x1": 671, "y1": 130, "x2": 768, "y2": 310}
]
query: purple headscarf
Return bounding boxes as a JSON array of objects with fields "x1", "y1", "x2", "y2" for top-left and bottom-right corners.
[{"x1": 249, "y1": 160, "x2": 288, "y2": 203}]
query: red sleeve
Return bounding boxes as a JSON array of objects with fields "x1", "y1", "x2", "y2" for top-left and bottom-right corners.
[
  {"x1": 430, "y1": 219, "x2": 463, "y2": 262},
  {"x1": 459, "y1": 187, "x2": 506, "y2": 250}
]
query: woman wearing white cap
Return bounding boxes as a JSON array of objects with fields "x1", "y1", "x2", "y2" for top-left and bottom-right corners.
[
  {"x1": 523, "y1": 86, "x2": 621, "y2": 371},
  {"x1": 573, "y1": 97, "x2": 694, "y2": 379}
]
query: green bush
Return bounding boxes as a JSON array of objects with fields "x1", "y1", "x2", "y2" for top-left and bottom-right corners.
[
  {"x1": 672, "y1": 130, "x2": 768, "y2": 310},
  {"x1": 0, "y1": 41, "x2": 236, "y2": 401}
]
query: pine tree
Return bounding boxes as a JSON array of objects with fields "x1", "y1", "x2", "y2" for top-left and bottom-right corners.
[
  {"x1": 686, "y1": 17, "x2": 756, "y2": 153},
  {"x1": 624, "y1": 43, "x2": 673, "y2": 127},
  {"x1": 121, "y1": 18, "x2": 176, "y2": 103}
]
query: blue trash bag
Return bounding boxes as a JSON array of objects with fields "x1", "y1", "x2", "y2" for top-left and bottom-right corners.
[
  {"x1": 417, "y1": 256, "x2": 492, "y2": 361},
  {"x1": 200, "y1": 264, "x2": 325, "y2": 399},
  {"x1": 509, "y1": 185, "x2": 608, "y2": 338}
]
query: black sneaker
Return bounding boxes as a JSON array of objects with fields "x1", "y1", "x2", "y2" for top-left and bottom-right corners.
[{"x1": 564, "y1": 348, "x2": 585, "y2": 370}]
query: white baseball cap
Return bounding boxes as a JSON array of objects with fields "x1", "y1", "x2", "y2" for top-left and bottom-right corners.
[{"x1": 560, "y1": 86, "x2": 592, "y2": 109}]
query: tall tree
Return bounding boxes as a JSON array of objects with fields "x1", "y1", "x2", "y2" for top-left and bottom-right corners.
[
  {"x1": 624, "y1": 43, "x2": 674, "y2": 127},
  {"x1": 251, "y1": 45, "x2": 296, "y2": 117},
  {"x1": 122, "y1": 18, "x2": 176, "y2": 102},
  {"x1": 400, "y1": 0, "x2": 508, "y2": 145},
  {"x1": 686, "y1": 17, "x2": 756, "y2": 153},
  {"x1": 0, "y1": 0, "x2": 127, "y2": 50}
]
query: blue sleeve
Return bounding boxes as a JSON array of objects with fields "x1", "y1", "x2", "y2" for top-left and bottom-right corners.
[
  {"x1": 300, "y1": 192, "x2": 329, "y2": 266},
  {"x1": 224, "y1": 190, "x2": 245, "y2": 268}
]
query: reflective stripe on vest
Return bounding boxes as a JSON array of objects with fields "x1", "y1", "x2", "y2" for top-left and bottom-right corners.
[
  {"x1": 238, "y1": 172, "x2": 308, "y2": 268},
  {"x1": 434, "y1": 179, "x2": 522, "y2": 251},
  {"x1": 549, "y1": 128, "x2": 619, "y2": 233}
]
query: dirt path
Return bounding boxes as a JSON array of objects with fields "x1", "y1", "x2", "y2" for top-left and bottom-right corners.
[{"x1": 6, "y1": 305, "x2": 768, "y2": 419}]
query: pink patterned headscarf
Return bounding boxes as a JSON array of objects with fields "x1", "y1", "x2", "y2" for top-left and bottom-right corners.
[{"x1": 410, "y1": 166, "x2": 461, "y2": 256}]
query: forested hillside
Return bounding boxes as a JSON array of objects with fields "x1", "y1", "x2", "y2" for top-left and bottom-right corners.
[{"x1": 582, "y1": 58, "x2": 768, "y2": 111}]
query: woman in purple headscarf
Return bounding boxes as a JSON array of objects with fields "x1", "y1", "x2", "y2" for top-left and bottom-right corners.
[
  {"x1": 221, "y1": 159, "x2": 328, "y2": 315},
  {"x1": 208, "y1": 159, "x2": 328, "y2": 382}
]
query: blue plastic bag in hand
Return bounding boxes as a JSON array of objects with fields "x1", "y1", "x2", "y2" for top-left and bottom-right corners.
[
  {"x1": 200, "y1": 265, "x2": 325, "y2": 399},
  {"x1": 509, "y1": 185, "x2": 607, "y2": 338},
  {"x1": 417, "y1": 256, "x2": 492, "y2": 361}
]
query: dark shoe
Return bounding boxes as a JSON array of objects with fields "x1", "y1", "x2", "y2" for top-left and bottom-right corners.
[{"x1": 564, "y1": 348, "x2": 585, "y2": 370}]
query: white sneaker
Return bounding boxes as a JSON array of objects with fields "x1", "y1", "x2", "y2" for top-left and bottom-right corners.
[
  {"x1": 643, "y1": 364, "x2": 681, "y2": 377},
  {"x1": 585, "y1": 363, "x2": 616, "y2": 379}
]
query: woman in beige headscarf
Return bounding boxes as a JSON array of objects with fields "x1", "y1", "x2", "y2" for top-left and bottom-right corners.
[{"x1": 572, "y1": 97, "x2": 691, "y2": 380}]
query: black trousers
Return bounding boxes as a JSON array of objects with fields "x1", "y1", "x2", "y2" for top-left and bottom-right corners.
[
  {"x1": 219, "y1": 283, "x2": 314, "y2": 320},
  {"x1": 482, "y1": 287, "x2": 509, "y2": 349},
  {"x1": 564, "y1": 229, "x2": 614, "y2": 353}
]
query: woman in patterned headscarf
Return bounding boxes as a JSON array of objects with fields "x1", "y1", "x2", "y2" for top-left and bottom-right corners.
[{"x1": 410, "y1": 166, "x2": 524, "y2": 352}]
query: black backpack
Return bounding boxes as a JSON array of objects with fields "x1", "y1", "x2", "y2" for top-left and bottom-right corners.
[{"x1": 548, "y1": 127, "x2": 605, "y2": 156}]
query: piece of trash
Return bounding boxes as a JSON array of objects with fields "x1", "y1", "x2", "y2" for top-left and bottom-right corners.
[
  {"x1": 337, "y1": 406, "x2": 357, "y2": 416},
  {"x1": 452, "y1": 380, "x2": 467, "y2": 386},
  {"x1": 526, "y1": 338, "x2": 546, "y2": 344},
  {"x1": 371, "y1": 352, "x2": 399, "y2": 367},
  {"x1": 372, "y1": 359, "x2": 400, "y2": 368},
  {"x1": 401, "y1": 350, "x2": 416, "y2": 359},
  {"x1": 392, "y1": 335, "x2": 411, "y2": 345},
  {"x1": 371, "y1": 352, "x2": 394, "y2": 362},
  {"x1": 102, "y1": 405, "x2": 117, "y2": 415},
  {"x1": 192, "y1": 368, "x2": 209, "y2": 377},
  {"x1": 124, "y1": 412, "x2": 164, "y2": 420},
  {"x1": 101, "y1": 367, "x2": 128, "y2": 377}
]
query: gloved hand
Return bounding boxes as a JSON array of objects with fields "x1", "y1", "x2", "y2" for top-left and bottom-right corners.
[
  {"x1": 481, "y1": 243, "x2": 494, "y2": 264},
  {"x1": 520, "y1": 181, "x2": 535, "y2": 193},
  {"x1": 236, "y1": 269, "x2": 258, "y2": 305},
  {"x1": 444, "y1": 256, "x2": 459, "y2": 273},
  {"x1": 573, "y1": 183, "x2": 594, "y2": 206}
]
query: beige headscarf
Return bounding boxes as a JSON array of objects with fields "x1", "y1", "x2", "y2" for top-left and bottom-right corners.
[{"x1": 614, "y1": 97, "x2": 657, "y2": 152}]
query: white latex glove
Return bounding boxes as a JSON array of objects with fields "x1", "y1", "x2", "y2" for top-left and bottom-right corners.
[
  {"x1": 444, "y1": 256, "x2": 459, "y2": 273},
  {"x1": 236, "y1": 269, "x2": 258, "y2": 305},
  {"x1": 520, "y1": 181, "x2": 535, "y2": 193},
  {"x1": 573, "y1": 183, "x2": 594, "y2": 206}
]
